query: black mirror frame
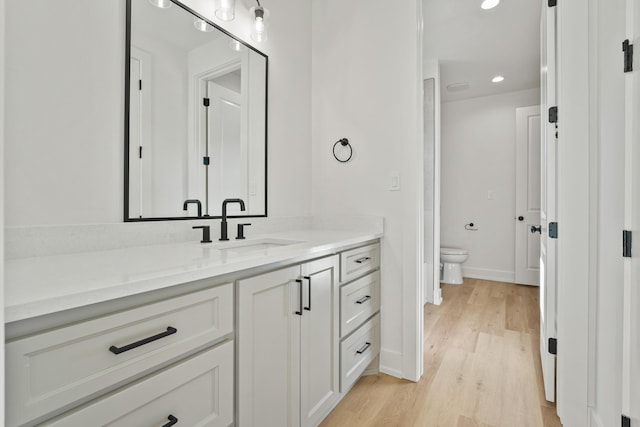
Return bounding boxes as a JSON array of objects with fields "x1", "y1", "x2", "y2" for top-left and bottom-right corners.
[{"x1": 123, "y1": 0, "x2": 268, "y2": 222}]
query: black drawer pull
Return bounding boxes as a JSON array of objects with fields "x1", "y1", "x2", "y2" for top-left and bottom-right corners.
[
  {"x1": 162, "y1": 415, "x2": 178, "y2": 427},
  {"x1": 356, "y1": 342, "x2": 371, "y2": 354},
  {"x1": 354, "y1": 256, "x2": 371, "y2": 264},
  {"x1": 295, "y1": 279, "x2": 304, "y2": 315},
  {"x1": 356, "y1": 295, "x2": 371, "y2": 304},
  {"x1": 109, "y1": 327, "x2": 177, "y2": 355}
]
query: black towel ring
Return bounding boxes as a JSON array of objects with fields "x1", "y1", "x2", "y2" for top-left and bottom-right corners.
[{"x1": 333, "y1": 138, "x2": 353, "y2": 163}]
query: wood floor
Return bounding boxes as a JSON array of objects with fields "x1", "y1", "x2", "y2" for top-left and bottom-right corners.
[{"x1": 321, "y1": 278, "x2": 563, "y2": 427}]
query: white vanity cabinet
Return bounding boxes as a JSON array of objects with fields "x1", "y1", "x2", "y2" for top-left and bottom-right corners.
[
  {"x1": 237, "y1": 256, "x2": 340, "y2": 427},
  {"x1": 6, "y1": 284, "x2": 234, "y2": 427},
  {"x1": 338, "y1": 243, "x2": 381, "y2": 392}
]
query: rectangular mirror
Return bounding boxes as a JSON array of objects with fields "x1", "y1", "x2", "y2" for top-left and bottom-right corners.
[{"x1": 125, "y1": 0, "x2": 268, "y2": 220}]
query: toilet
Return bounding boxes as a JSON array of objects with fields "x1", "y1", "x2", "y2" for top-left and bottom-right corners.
[{"x1": 440, "y1": 247, "x2": 469, "y2": 284}]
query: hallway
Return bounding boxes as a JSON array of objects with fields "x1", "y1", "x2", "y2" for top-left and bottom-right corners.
[{"x1": 321, "y1": 279, "x2": 562, "y2": 426}]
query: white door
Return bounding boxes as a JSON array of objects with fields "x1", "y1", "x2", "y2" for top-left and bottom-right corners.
[
  {"x1": 128, "y1": 48, "x2": 152, "y2": 218},
  {"x1": 207, "y1": 81, "x2": 245, "y2": 215},
  {"x1": 515, "y1": 106, "x2": 542, "y2": 286},
  {"x1": 300, "y1": 257, "x2": 339, "y2": 427},
  {"x1": 538, "y1": 2, "x2": 558, "y2": 403},
  {"x1": 623, "y1": 0, "x2": 640, "y2": 424}
]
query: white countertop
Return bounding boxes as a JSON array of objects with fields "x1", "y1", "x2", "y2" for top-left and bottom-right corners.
[{"x1": 5, "y1": 229, "x2": 382, "y2": 323}]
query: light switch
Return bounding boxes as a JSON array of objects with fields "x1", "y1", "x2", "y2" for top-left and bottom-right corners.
[{"x1": 389, "y1": 172, "x2": 401, "y2": 191}]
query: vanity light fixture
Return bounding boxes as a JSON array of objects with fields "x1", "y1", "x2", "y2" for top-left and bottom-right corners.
[
  {"x1": 491, "y1": 75, "x2": 505, "y2": 83},
  {"x1": 215, "y1": 0, "x2": 236, "y2": 21},
  {"x1": 149, "y1": 0, "x2": 172, "y2": 8},
  {"x1": 194, "y1": 17, "x2": 214, "y2": 32},
  {"x1": 250, "y1": 1, "x2": 269, "y2": 43},
  {"x1": 481, "y1": 0, "x2": 500, "y2": 10}
]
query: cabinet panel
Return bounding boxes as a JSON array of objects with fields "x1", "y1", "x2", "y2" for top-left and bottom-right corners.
[
  {"x1": 237, "y1": 266, "x2": 301, "y2": 427},
  {"x1": 340, "y1": 271, "x2": 380, "y2": 337},
  {"x1": 340, "y1": 314, "x2": 380, "y2": 392},
  {"x1": 339, "y1": 243, "x2": 380, "y2": 283},
  {"x1": 6, "y1": 285, "x2": 233, "y2": 427},
  {"x1": 43, "y1": 341, "x2": 234, "y2": 427},
  {"x1": 300, "y1": 257, "x2": 339, "y2": 427}
]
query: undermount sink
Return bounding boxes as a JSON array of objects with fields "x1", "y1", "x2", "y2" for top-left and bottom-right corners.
[{"x1": 215, "y1": 238, "x2": 303, "y2": 255}]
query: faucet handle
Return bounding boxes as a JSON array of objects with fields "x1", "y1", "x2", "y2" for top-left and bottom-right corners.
[
  {"x1": 192, "y1": 225, "x2": 212, "y2": 243},
  {"x1": 236, "y1": 223, "x2": 251, "y2": 240}
]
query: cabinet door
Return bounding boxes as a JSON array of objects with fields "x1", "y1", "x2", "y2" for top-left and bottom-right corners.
[
  {"x1": 300, "y1": 256, "x2": 340, "y2": 427},
  {"x1": 237, "y1": 266, "x2": 301, "y2": 427}
]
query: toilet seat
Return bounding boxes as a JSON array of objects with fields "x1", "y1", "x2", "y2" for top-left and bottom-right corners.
[{"x1": 440, "y1": 247, "x2": 468, "y2": 255}]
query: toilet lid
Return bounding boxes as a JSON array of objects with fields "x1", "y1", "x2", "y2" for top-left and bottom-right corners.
[{"x1": 440, "y1": 247, "x2": 468, "y2": 255}]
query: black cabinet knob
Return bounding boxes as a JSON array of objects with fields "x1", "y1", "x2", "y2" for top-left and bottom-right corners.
[{"x1": 518, "y1": 216, "x2": 525, "y2": 221}]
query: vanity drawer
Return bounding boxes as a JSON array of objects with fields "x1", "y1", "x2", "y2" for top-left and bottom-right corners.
[
  {"x1": 340, "y1": 313, "x2": 380, "y2": 392},
  {"x1": 339, "y1": 243, "x2": 380, "y2": 283},
  {"x1": 43, "y1": 341, "x2": 234, "y2": 427},
  {"x1": 340, "y1": 271, "x2": 380, "y2": 337},
  {"x1": 6, "y1": 284, "x2": 233, "y2": 427}
]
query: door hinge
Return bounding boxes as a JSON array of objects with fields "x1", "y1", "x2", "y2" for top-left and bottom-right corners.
[
  {"x1": 139, "y1": 146, "x2": 142, "y2": 159},
  {"x1": 622, "y1": 415, "x2": 631, "y2": 427},
  {"x1": 548, "y1": 338, "x2": 557, "y2": 355},
  {"x1": 203, "y1": 98, "x2": 210, "y2": 107},
  {"x1": 623, "y1": 230, "x2": 632, "y2": 258},
  {"x1": 623, "y1": 39, "x2": 634, "y2": 73},
  {"x1": 549, "y1": 106, "x2": 558, "y2": 123},
  {"x1": 549, "y1": 222, "x2": 558, "y2": 239},
  {"x1": 548, "y1": 0, "x2": 557, "y2": 6},
  {"x1": 139, "y1": 79, "x2": 142, "y2": 91},
  {"x1": 203, "y1": 156, "x2": 210, "y2": 166}
]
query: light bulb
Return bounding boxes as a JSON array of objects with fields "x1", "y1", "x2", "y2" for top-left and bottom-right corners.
[
  {"x1": 491, "y1": 75, "x2": 505, "y2": 83},
  {"x1": 250, "y1": 6, "x2": 268, "y2": 43},
  {"x1": 215, "y1": 0, "x2": 236, "y2": 21},
  {"x1": 229, "y1": 39, "x2": 243, "y2": 52},
  {"x1": 149, "y1": 0, "x2": 172, "y2": 8}
]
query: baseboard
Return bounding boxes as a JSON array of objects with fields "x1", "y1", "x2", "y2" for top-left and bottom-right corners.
[
  {"x1": 379, "y1": 348, "x2": 403, "y2": 378},
  {"x1": 462, "y1": 267, "x2": 515, "y2": 283}
]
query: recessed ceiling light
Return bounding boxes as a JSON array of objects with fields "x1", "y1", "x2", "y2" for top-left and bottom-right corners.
[
  {"x1": 492, "y1": 76, "x2": 505, "y2": 83},
  {"x1": 481, "y1": 0, "x2": 500, "y2": 10}
]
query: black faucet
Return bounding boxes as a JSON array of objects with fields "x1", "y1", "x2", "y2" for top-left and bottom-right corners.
[
  {"x1": 220, "y1": 198, "x2": 246, "y2": 241},
  {"x1": 183, "y1": 199, "x2": 202, "y2": 217}
]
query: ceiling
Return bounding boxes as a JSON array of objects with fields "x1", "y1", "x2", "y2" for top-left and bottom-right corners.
[{"x1": 423, "y1": 0, "x2": 541, "y2": 102}]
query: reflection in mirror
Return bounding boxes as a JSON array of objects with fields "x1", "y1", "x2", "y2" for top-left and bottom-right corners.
[{"x1": 126, "y1": 0, "x2": 267, "y2": 220}]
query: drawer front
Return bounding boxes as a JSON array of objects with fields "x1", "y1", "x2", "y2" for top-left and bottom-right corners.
[
  {"x1": 339, "y1": 243, "x2": 380, "y2": 283},
  {"x1": 340, "y1": 271, "x2": 380, "y2": 337},
  {"x1": 43, "y1": 341, "x2": 234, "y2": 427},
  {"x1": 340, "y1": 314, "x2": 380, "y2": 392},
  {"x1": 7, "y1": 284, "x2": 233, "y2": 427}
]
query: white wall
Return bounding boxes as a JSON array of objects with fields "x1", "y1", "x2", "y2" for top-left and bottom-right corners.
[
  {"x1": 440, "y1": 88, "x2": 540, "y2": 282},
  {"x1": 5, "y1": 0, "x2": 125, "y2": 226},
  {"x1": 311, "y1": 0, "x2": 423, "y2": 379},
  {"x1": 4, "y1": 0, "x2": 312, "y2": 226}
]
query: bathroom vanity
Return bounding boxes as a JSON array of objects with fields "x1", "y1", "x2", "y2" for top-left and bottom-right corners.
[{"x1": 5, "y1": 229, "x2": 381, "y2": 426}]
